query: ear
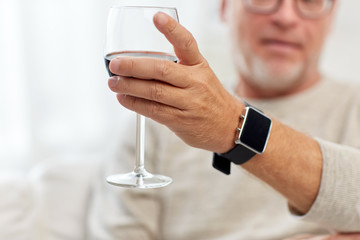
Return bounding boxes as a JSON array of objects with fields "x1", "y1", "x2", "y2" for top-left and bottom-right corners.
[{"x1": 220, "y1": 0, "x2": 229, "y2": 22}]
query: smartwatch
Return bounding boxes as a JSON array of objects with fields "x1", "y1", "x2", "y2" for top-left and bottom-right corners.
[{"x1": 213, "y1": 103, "x2": 272, "y2": 175}]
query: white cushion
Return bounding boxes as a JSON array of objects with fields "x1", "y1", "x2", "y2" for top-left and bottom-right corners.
[
  {"x1": 30, "y1": 161, "x2": 99, "y2": 240},
  {"x1": 0, "y1": 160, "x2": 99, "y2": 239},
  {"x1": 0, "y1": 172, "x2": 37, "y2": 239}
]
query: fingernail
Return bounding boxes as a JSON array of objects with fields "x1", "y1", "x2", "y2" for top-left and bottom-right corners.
[
  {"x1": 108, "y1": 76, "x2": 119, "y2": 88},
  {"x1": 154, "y1": 12, "x2": 168, "y2": 26},
  {"x1": 113, "y1": 57, "x2": 123, "y2": 63}
]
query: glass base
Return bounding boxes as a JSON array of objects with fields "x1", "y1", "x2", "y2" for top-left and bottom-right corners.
[{"x1": 106, "y1": 170, "x2": 172, "y2": 189}]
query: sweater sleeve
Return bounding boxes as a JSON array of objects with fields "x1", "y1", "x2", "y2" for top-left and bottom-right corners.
[{"x1": 291, "y1": 138, "x2": 360, "y2": 232}]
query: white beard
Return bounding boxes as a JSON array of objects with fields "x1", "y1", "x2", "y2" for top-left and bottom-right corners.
[{"x1": 234, "y1": 50, "x2": 305, "y2": 94}]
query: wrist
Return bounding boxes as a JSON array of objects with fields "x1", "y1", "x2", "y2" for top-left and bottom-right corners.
[
  {"x1": 213, "y1": 102, "x2": 272, "y2": 175},
  {"x1": 218, "y1": 101, "x2": 245, "y2": 154}
]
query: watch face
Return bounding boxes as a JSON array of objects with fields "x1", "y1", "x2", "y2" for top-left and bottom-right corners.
[{"x1": 239, "y1": 107, "x2": 272, "y2": 153}]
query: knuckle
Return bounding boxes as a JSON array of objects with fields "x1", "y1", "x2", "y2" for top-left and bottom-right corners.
[
  {"x1": 167, "y1": 21, "x2": 178, "y2": 34},
  {"x1": 159, "y1": 60, "x2": 170, "y2": 78},
  {"x1": 119, "y1": 77, "x2": 131, "y2": 93},
  {"x1": 127, "y1": 58, "x2": 136, "y2": 72},
  {"x1": 148, "y1": 102, "x2": 161, "y2": 118},
  {"x1": 128, "y1": 95, "x2": 137, "y2": 109},
  {"x1": 183, "y1": 34, "x2": 195, "y2": 50},
  {"x1": 199, "y1": 60, "x2": 210, "y2": 69},
  {"x1": 150, "y1": 82, "x2": 164, "y2": 101},
  {"x1": 195, "y1": 76, "x2": 208, "y2": 90}
]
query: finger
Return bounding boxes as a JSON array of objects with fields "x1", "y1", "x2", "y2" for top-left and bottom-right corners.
[
  {"x1": 108, "y1": 76, "x2": 188, "y2": 109},
  {"x1": 153, "y1": 12, "x2": 203, "y2": 66},
  {"x1": 109, "y1": 57, "x2": 190, "y2": 88},
  {"x1": 116, "y1": 94, "x2": 180, "y2": 125},
  {"x1": 283, "y1": 234, "x2": 316, "y2": 240},
  {"x1": 332, "y1": 234, "x2": 360, "y2": 240}
]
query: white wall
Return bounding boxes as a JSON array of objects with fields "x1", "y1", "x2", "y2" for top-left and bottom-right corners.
[{"x1": 321, "y1": 1, "x2": 360, "y2": 82}]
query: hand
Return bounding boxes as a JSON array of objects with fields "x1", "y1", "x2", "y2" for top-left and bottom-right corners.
[
  {"x1": 108, "y1": 12, "x2": 243, "y2": 153},
  {"x1": 284, "y1": 233, "x2": 360, "y2": 240}
]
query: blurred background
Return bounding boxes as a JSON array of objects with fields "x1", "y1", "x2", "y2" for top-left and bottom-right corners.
[{"x1": 0, "y1": 0, "x2": 359, "y2": 171}]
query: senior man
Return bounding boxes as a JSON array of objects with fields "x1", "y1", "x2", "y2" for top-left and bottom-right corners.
[{"x1": 89, "y1": 0, "x2": 360, "y2": 239}]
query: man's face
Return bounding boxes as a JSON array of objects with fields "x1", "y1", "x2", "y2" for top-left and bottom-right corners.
[{"x1": 226, "y1": 0, "x2": 336, "y2": 96}]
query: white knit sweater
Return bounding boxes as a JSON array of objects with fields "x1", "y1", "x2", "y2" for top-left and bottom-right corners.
[{"x1": 88, "y1": 78, "x2": 360, "y2": 240}]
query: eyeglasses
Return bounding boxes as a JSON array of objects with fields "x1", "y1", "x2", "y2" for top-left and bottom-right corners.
[{"x1": 242, "y1": 0, "x2": 334, "y2": 19}]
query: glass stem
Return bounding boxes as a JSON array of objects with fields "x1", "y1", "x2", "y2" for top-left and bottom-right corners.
[{"x1": 135, "y1": 114, "x2": 146, "y2": 175}]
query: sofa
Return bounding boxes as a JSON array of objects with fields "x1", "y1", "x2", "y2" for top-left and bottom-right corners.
[{"x1": 0, "y1": 160, "x2": 100, "y2": 240}]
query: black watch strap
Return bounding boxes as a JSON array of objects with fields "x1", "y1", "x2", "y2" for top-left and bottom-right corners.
[
  {"x1": 212, "y1": 144, "x2": 256, "y2": 175},
  {"x1": 212, "y1": 102, "x2": 271, "y2": 175}
]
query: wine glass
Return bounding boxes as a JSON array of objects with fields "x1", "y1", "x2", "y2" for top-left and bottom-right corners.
[{"x1": 104, "y1": 6, "x2": 178, "y2": 188}]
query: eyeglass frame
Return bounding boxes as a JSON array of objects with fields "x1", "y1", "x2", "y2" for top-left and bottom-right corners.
[{"x1": 242, "y1": 0, "x2": 335, "y2": 19}]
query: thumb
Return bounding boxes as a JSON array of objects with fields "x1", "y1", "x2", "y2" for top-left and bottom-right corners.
[{"x1": 153, "y1": 11, "x2": 203, "y2": 66}]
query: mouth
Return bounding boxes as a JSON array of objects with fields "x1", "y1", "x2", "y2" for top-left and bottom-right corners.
[{"x1": 261, "y1": 38, "x2": 303, "y2": 53}]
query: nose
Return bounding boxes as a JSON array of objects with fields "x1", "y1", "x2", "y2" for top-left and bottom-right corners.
[{"x1": 271, "y1": 0, "x2": 299, "y2": 29}]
